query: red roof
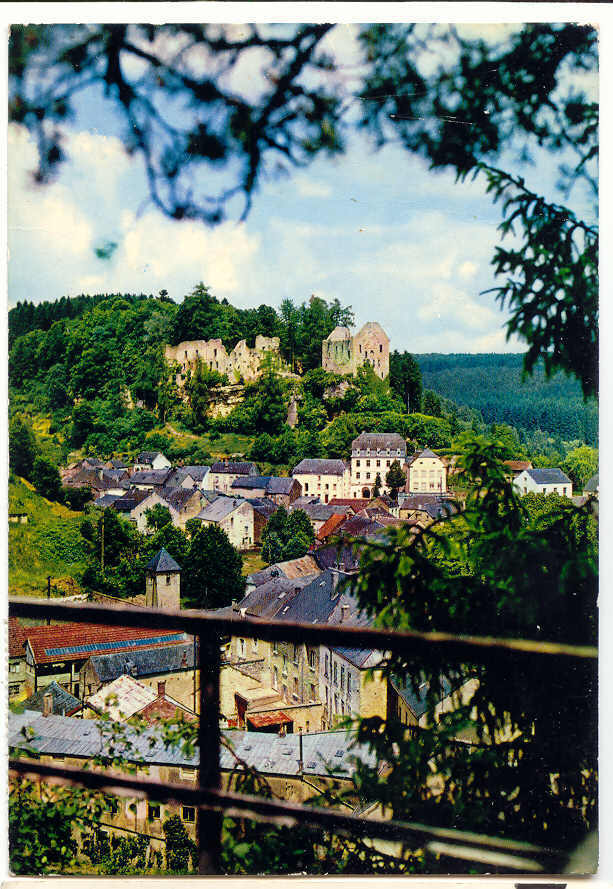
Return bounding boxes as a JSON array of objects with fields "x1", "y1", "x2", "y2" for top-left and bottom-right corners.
[
  {"x1": 247, "y1": 711, "x2": 293, "y2": 728},
  {"x1": 316, "y1": 512, "x2": 348, "y2": 541},
  {"x1": 329, "y1": 498, "x2": 370, "y2": 512},
  {"x1": 9, "y1": 618, "x2": 52, "y2": 658},
  {"x1": 24, "y1": 623, "x2": 189, "y2": 665},
  {"x1": 137, "y1": 697, "x2": 197, "y2": 725}
]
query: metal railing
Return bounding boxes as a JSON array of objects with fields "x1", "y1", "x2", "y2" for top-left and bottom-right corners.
[{"x1": 8, "y1": 595, "x2": 597, "y2": 875}]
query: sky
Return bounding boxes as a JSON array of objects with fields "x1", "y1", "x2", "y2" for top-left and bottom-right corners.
[{"x1": 7, "y1": 20, "x2": 598, "y2": 356}]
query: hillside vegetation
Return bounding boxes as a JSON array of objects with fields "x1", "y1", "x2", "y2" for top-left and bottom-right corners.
[
  {"x1": 418, "y1": 353, "x2": 598, "y2": 446},
  {"x1": 9, "y1": 477, "x2": 88, "y2": 596}
]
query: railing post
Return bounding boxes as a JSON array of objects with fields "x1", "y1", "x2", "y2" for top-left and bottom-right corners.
[{"x1": 197, "y1": 632, "x2": 222, "y2": 874}]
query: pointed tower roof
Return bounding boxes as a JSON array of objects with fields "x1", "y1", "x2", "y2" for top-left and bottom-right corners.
[{"x1": 145, "y1": 548, "x2": 181, "y2": 574}]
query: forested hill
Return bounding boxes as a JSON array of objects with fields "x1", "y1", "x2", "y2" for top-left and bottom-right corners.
[{"x1": 417, "y1": 353, "x2": 598, "y2": 445}]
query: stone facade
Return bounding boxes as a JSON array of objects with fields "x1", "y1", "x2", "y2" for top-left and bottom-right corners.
[
  {"x1": 165, "y1": 335, "x2": 283, "y2": 386},
  {"x1": 322, "y1": 322, "x2": 390, "y2": 380}
]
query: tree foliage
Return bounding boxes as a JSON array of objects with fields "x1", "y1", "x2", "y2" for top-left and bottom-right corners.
[
  {"x1": 261, "y1": 507, "x2": 315, "y2": 564},
  {"x1": 182, "y1": 524, "x2": 245, "y2": 609},
  {"x1": 9, "y1": 415, "x2": 38, "y2": 479}
]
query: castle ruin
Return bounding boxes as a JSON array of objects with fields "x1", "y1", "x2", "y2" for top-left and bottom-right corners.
[
  {"x1": 322, "y1": 322, "x2": 390, "y2": 380},
  {"x1": 165, "y1": 335, "x2": 283, "y2": 386}
]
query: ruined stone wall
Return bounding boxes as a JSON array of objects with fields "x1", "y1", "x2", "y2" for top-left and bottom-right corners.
[
  {"x1": 165, "y1": 334, "x2": 282, "y2": 386},
  {"x1": 321, "y1": 322, "x2": 389, "y2": 380}
]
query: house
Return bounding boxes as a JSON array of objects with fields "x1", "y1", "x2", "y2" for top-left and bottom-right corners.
[
  {"x1": 513, "y1": 467, "x2": 573, "y2": 498},
  {"x1": 322, "y1": 321, "x2": 390, "y2": 380},
  {"x1": 406, "y1": 448, "x2": 447, "y2": 494},
  {"x1": 316, "y1": 512, "x2": 349, "y2": 544},
  {"x1": 230, "y1": 475, "x2": 302, "y2": 506},
  {"x1": 321, "y1": 647, "x2": 387, "y2": 730},
  {"x1": 165, "y1": 465, "x2": 211, "y2": 491},
  {"x1": 208, "y1": 461, "x2": 259, "y2": 494},
  {"x1": 79, "y1": 640, "x2": 197, "y2": 711},
  {"x1": 291, "y1": 459, "x2": 350, "y2": 502},
  {"x1": 85, "y1": 675, "x2": 195, "y2": 723},
  {"x1": 390, "y1": 674, "x2": 479, "y2": 728},
  {"x1": 398, "y1": 493, "x2": 457, "y2": 526},
  {"x1": 159, "y1": 487, "x2": 204, "y2": 529},
  {"x1": 123, "y1": 490, "x2": 177, "y2": 533},
  {"x1": 289, "y1": 499, "x2": 354, "y2": 533},
  {"x1": 503, "y1": 459, "x2": 533, "y2": 479},
  {"x1": 349, "y1": 432, "x2": 407, "y2": 499},
  {"x1": 133, "y1": 451, "x2": 172, "y2": 472},
  {"x1": 127, "y1": 469, "x2": 173, "y2": 492},
  {"x1": 584, "y1": 472, "x2": 599, "y2": 497},
  {"x1": 245, "y1": 554, "x2": 321, "y2": 592},
  {"x1": 21, "y1": 680, "x2": 82, "y2": 716},
  {"x1": 196, "y1": 496, "x2": 256, "y2": 549},
  {"x1": 22, "y1": 622, "x2": 190, "y2": 697}
]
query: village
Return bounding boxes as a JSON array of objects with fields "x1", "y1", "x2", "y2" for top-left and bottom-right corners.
[{"x1": 8, "y1": 321, "x2": 596, "y2": 868}]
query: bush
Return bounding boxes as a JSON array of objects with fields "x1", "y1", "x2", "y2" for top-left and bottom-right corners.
[{"x1": 32, "y1": 456, "x2": 62, "y2": 501}]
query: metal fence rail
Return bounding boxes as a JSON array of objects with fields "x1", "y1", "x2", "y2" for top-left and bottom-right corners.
[{"x1": 8, "y1": 596, "x2": 597, "y2": 874}]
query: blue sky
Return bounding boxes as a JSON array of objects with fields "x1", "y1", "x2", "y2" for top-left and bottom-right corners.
[{"x1": 7, "y1": 21, "x2": 598, "y2": 355}]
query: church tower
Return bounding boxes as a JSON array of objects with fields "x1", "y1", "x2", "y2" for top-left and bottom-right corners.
[{"x1": 145, "y1": 548, "x2": 181, "y2": 611}]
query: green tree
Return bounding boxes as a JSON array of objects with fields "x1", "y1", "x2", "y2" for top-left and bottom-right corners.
[
  {"x1": 372, "y1": 473, "x2": 382, "y2": 498},
  {"x1": 70, "y1": 401, "x2": 96, "y2": 448},
  {"x1": 9, "y1": 415, "x2": 38, "y2": 479},
  {"x1": 251, "y1": 371, "x2": 287, "y2": 435},
  {"x1": 385, "y1": 460, "x2": 406, "y2": 499},
  {"x1": 390, "y1": 351, "x2": 422, "y2": 412},
  {"x1": 261, "y1": 507, "x2": 314, "y2": 564},
  {"x1": 422, "y1": 390, "x2": 442, "y2": 418},
  {"x1": 145, "y1": 503, "x2": 173, "y2": 532},
  {"x1": 562, "y1": 445, "x2": 598, "y2": 491},
  {"x1": 32, "y1": 456, "x2": 62, "y2": 501},
  {"x1": 182, "y1": 525, "x2": 245, "y2": 609},
  {"x1": 163, "y1": 815, "x2": 196, "y2": 873}
]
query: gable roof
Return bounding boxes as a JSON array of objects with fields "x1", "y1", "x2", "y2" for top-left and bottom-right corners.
[
  {"x1": 9, "y1": 617, "x2": 49, "y2": 658},
  {"x1": 87, "y1": 674, "x2": 157, "y2": 721},
  {"x1": 333, "y1": 646, "x2": 381, "y2": 669},
  {"x1": 328, "y1": 498, "x2": 369, "y2": 512},
  {"x1": 230, "y1": 475, "x2": 271, "y2": 490},
  {"x1": 26, "y1": 624, "x2": 188, "y2": 665},
  {"x1": 247, "y1": 555, "x2": 321, "y2": 586},
  {"x1": 276, "y1": 570, "x2": 352, "y2": 624},
  {"x1": 146, "y1": 547, "x2": 181, "y2": 573},
  {"x1": 314, "y1": 542, "x2": 361, "y2": 573},
  {"x1": 160, "y1": 487, "x2": 201, "y2": 511},
  {"x1": 230, "y1": 574, "x2": 318, "y2": 619},
  {"x1": 246, "y1": 497, "x2": 279, "y2": 519},
  {"x1": 524, "y1": 467, "x2": 572, "y2": 485},
  {"x1": 326, "y1": 325, "x2": 352, "y2": 341},
  {"x1": 129, "y1": 469, "x2": 173, "y2": 486},
  {"x1": 197, "y1": 496, "x2": 250, "y2": 522},
  {"x1": 265, "y1": 476, "x2": 299, "y2": 495},
  {"x1": 292, "y1": 459, "x2": 347, "y2": 476},
  {"x1": 174, "y1": 465, "x2": 210, "y2": 482},
  {"x1": 316, "y1": 512, "x2": 349, "y2": 541},
  {"x1": 503, "y1": 460, "x2": 533, "y2": 472},
  {"x1": 22, "y1": 681, "x2": 82, "y2": 716},
  {"x1": 88, "y1": 642, "x2": 194, "y2": 684},
  {"x1": 137, "y1": 451, "x2": 166, "y2": 463},
  {"x1": 94, "y1": 493, "x2": 124, "y2": 508},
  {"x1": 210, "y1": 461, "x2": 258, "y2": 475}
]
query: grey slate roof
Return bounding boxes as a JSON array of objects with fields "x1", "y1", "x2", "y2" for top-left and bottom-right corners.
[
  {"x1": 399, "y1": 494, "x2": 457, "y2": 520},
  {"x1": 290, "y1": 502, "x2": 352, "y2": 523},
  {"x1": 210, "y1": 461, "x2": 258, "y2": 476},
  {"x1": 8, "y1": 711, "x2": 375, "y2": 778},
  {"x1": 584, "y1": 472, "x2": 599, "y2": 493},
  {"x1": 351, "y1": 432, "x2": 406, "y2": 454},
  {"x1": 160, "y1": 487, "x2": 201, "y2": 511},
  {"x1": 145, "y1": 548, "x2": 182, "y2": 573},
  {"x1": 391, "y1": 674, "x2": 458, "y2": 719},
  {"x1": 247, "y1": 497, "x2": 279, "y2": 519},
  {"x1": 333, "y1": 647, "x2": 381, "y2": 669},
  {"x1": 137, "y1": 451, "x2": 165, "y2": 463},
  {"x1": 22, "y1": 681, "x2": 82, "y2": 716},
  {"x1": 266, "y1": 476, "x2": 298, "y2": 495},
  {"x1": 292, "y1": 459, "x2": 347, "y2": 476},
  {"x1": 314, "y1": 543, "x2": 361, "y2": 573},
  {"x1": 276, "y1": 569, "x2": 351, "y2": 624},
  {"x1": 229, "y1": 574, "x2": 318, "y2": 619},
  {"x1": 197, "y1": 496, "x2": 248, "y2": 522},
  {"x1": 129, "y1": 469, "x2": 173, "y2": 486},
  {"x1": 230, "y1": 476, "x2": 271, "y2": 490},
  {"x1": 89, "y1": 641, "x2": 193, "y2": 683},
  {"x1": 94, "y1": 493, "x2": 123, "y2": 508},
  {"x1": 525, "y1": 467, "x2": 572, "y2": 485}
]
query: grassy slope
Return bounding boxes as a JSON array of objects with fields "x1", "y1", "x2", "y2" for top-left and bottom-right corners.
[{"x1": 9, "y1": 477, "x2": 88, "y2": 597}]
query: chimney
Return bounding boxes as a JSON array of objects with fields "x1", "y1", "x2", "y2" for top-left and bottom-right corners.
[
  {"x1": 341, "y1": 604, "x2": 350, "y2": 623},
  {"x1": 157, "y1": 680, "x2": 166, "y2": 698},
  {"x1": 42, "y1": 691, "x2": 53, "y2": 717}
]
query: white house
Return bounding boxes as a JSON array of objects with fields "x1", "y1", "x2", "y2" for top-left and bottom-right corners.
[
  {"x1": 133, "y1": 451, "x2": 172, "y2": 472},
  {"x1": 195, "y1": 496, "x2": 256, "y2": 550},
  {"x1": 513, "y1": 467, "x2": 573, "y2": 498},
  {"x1": 291, "y1": 459, "x2": 350, "y2": 503},
  {"x1": 406, "y1": 448, "x2": 447, "y2": 494},
  {"x1": 208, "y1": 461, "x2": 259, "y2": 495},
  {"x1": 349, "y1": 432, "x2": 407, "y2": 499}
]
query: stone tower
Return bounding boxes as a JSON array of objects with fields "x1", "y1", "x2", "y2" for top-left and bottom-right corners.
[
  {"x1": 321, "y1": 322, "x2": 389, "y2": 380},
  {"x1": 145, "y1": 548, "x2": 181, "y2": 611}
]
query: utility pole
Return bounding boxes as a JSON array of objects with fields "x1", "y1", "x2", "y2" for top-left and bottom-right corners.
[{"x1": 100, "y1": 512, "x2": 105, "y2": 575}]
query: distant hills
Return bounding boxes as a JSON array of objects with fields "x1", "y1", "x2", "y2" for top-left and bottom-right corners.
[{"x1": 416, "y1": 353, "x2": 597, "y2": 445}]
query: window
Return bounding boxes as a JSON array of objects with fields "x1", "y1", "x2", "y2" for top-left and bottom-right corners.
[
  {"x1": 376, "y1": 460, "x2": 380, "y2": 467},
  {"x1": 356, "y1": 460, "x2": 361, "y2": 467},
  {"x1": 304, "y1": 483, "x2": 309, "y2": 492},
  {"x1": 239, "y1": 638, "x2": 246, "y2": 657},
  {"x1": 340, "y1": 666, "x2": 345, "y2": 689},
  {"x1": 380, "y1": 344, "x2": 383, "y2": 353},
  {"x1": 333, "y1": 663, "x2": 338, "y2": 685},
  {"x1": 325, "y1": 483, "x2": 329, "y2": 490},
  {"x1": 252, "y1": 638, "x2": 258, "y2": 652},
  {"x1": 148, "y1": 804, "x2": 161, "y2": 821},
  {"x1": 356, "y1": 472, "x2": 360, "y2": 480},
  {"x1": 366, "y1": 460, "x2": 371, "y2": 467},
  {"x1": 179, "y1": 767, "x2": 196, "y2": 780},
  {"x1": 306, "y1": 720, "x2": 310, "y2": 732},
  {"x1": 9, "y1": 663, "x2": 18, "y2": 673},
  {"x1": 182, "y1": 806, "x2": 196, "y2": 823},
  {"x1": 334, "y1": 694, "x2": 339, "y2": 712},
  {"x1": 273, "y1": 667, "x2": 278, "y2": 688},
  {"x1": 366, "y1": 473, "x2": 371, "y2": 480},
  {"x1": 386, "y1": 460, "x2": 390, "y2": 467},
  {"x1": 308, "y1": 649, "x2": 316, "y2": 669},
  {"x1": 293, "y1": 677, "x2": 299, "y2": 697},
  {"x1": 166, "y1": 574, "x2": 171, "y2": 584},
  {"x1": 310, "y1": 683, "x2": 316, "y2": 701},
  {"x1": 293, "y1": 644, "x2": 299, "y2": 665},
  {"x1": 9, "y1": 683, "x2": 20, "y2": 696},
  {"x1": 324, "y1": 654, "x2": 329, "y2": 677}
]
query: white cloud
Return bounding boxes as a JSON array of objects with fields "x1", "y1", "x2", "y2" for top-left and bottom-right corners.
[
  {"x1": 459, "y1": 261, "x2": 478, "y2": 280},
  {"x1": 294, "y1": 178, "x2": 333, "y2": 199}
]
